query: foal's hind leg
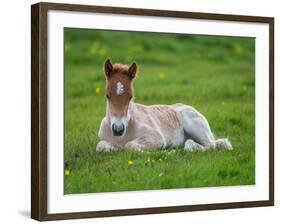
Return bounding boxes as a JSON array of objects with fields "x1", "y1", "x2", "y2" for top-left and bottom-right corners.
[{"x1": 176, "y1": 106, "x2": 216, "y2": 151}]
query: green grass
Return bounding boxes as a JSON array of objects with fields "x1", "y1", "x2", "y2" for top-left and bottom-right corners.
[{"x1": 64, "y1": 28, "x2": 255, "y2": 194}]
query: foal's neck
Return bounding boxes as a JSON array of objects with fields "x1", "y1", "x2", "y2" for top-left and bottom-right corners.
[{"x1": 127, "y1": 101, "x2": 135, "y2": 114}]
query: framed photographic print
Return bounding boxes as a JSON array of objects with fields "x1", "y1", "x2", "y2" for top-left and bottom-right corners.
[{"x1": 31, "y1": 2, "x2": 274, "y2": 221}]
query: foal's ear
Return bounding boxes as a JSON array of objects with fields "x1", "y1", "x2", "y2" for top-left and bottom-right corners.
[
  {"x1": 128, "y1": 62, "x2": 137, "y2": 79},
  {"x1": 104, "y1": 59, "x2": 113, "y2": 78}
]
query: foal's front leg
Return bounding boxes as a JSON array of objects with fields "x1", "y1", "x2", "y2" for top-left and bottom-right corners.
[
  {"x1": 125, "y1": 134, "x2": 165, "y2": 151},
  {"x1": 96, "y1": 140, "x2": 115, "y2": 152}
]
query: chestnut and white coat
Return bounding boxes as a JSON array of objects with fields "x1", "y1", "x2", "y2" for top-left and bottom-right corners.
[{"x1": 96, "y1": 59, "x2": 232, "y2": 152}]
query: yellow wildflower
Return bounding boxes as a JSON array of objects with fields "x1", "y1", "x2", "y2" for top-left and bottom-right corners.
[
  {"x1": 65, "y1": 169, "x2": 70, "y2": 176},
  {"x1": 90, "y1": 41, "x2": 100, "y2": 55},
  {"x1": 159, "y1": 72, "x2": 165, "y2": 79},
  {"x1": 128, "y1": 160, "x2": 133, "y2": 166},
  {"x1": 65, "y1": 42, "x2": 71, "y2": 52},
  {"x1": 233, "y1": 43, "x2": 243, "y2": 54},
  {"x1": 95, "y1": 87, "x2": 101, "y2": 94},
  {"x1": 99, "y1": 47, "x2": 107, "y2": 57}
]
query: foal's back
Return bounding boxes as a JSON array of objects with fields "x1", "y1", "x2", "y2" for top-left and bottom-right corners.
[{"x1": 133, "y1": 103, "x2": 186, "y2": 146}]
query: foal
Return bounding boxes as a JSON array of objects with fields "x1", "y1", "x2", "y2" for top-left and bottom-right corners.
[{"x1": 96, "y1": 59, "x2": 232, "y2": 152}]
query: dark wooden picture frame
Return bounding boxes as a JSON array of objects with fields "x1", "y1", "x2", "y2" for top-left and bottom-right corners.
[{"x1": 31, "y1": 2, "x2": 274, "y2": 221}]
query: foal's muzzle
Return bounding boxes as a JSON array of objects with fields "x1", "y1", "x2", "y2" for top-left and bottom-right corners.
[{"x1": 112, "y1": 123, "x2": 125, "y2": 136}]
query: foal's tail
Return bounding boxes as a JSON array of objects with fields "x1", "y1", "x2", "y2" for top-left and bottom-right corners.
[{"x1": 215, "y1": 138, "x2": 233, "y2": 150}]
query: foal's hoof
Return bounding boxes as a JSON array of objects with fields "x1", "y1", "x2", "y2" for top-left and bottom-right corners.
[
  {"x1": 96, "y1": 140, "x2": 114, "y2": 152},
  {"x1": 215, "y1": 138, "x2": 233, "y2": 150},
  {"x1": 125, "y1": 142, "x2": 143, "y2": 152},
  {"x1": 184, "y1": 139, "x2": 204, "y2": 152}
]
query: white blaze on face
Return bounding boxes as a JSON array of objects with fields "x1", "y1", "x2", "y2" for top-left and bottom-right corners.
[{"x1": 116, "y1": 82, "x2": 124, "y2": 95}]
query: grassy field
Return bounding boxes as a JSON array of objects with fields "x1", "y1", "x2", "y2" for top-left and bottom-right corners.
[{"x1": 64, "y1": 28, "x2": 255, "y2": 194}]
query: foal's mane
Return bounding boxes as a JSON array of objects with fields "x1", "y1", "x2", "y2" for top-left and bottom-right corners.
[{"x1": 112, "y1": 64, "x2": 130, "y2": 75}]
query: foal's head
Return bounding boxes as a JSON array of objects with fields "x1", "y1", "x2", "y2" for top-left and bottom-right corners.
[{"x1": 103, "y1": 59, "x2": 137, "y2": 136}]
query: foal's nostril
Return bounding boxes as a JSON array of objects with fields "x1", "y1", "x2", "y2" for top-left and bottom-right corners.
[{"x1": 112, "y1": 123, "x2": 125, "y2": 136}]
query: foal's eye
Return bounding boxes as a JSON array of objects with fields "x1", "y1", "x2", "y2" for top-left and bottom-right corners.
[
  {"x1": 106, "y1": 95, "x2": 110, "y2": 99},
  {"x1": 129, "y1": 96, "x2": 133, "y2": 100}
]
